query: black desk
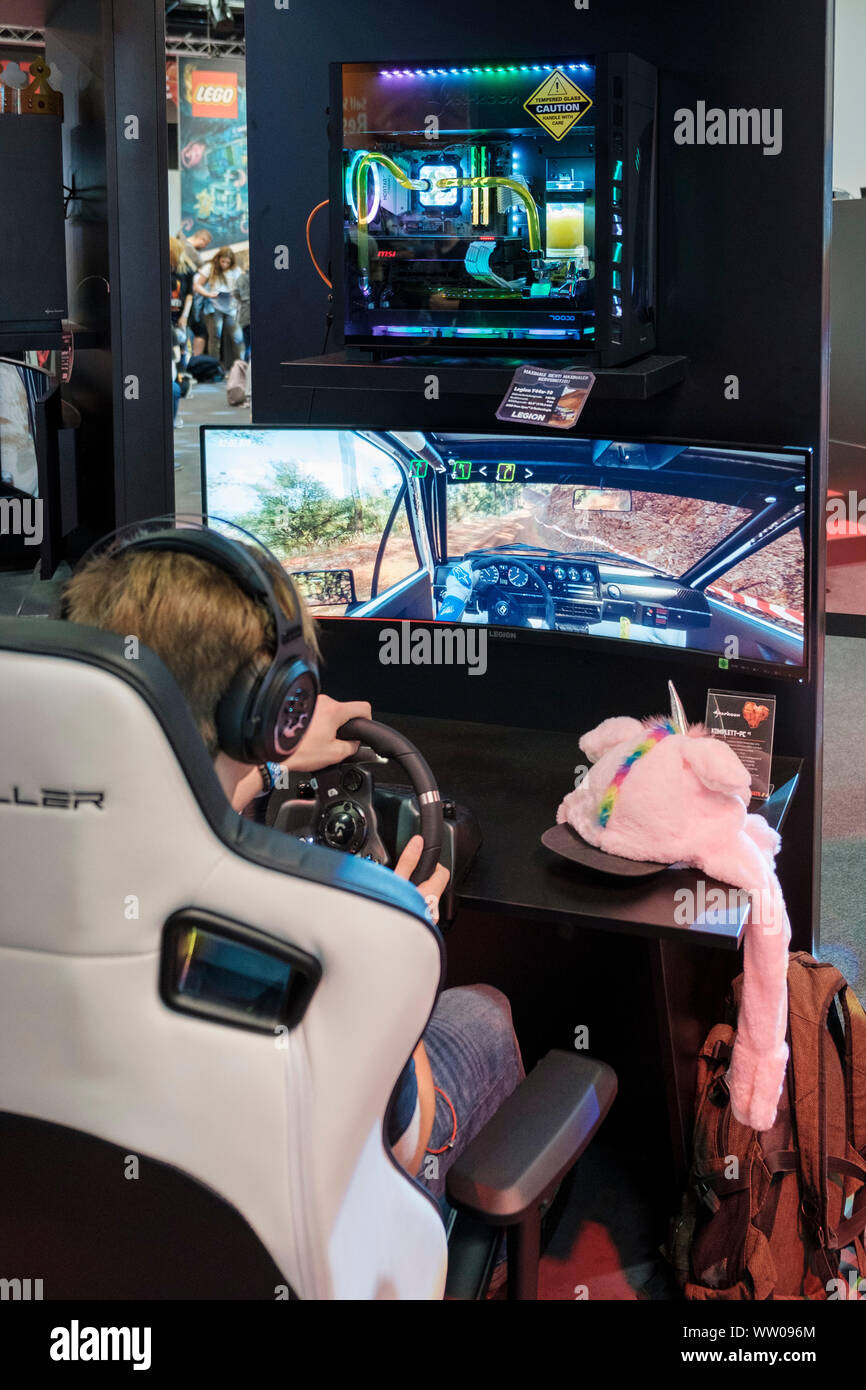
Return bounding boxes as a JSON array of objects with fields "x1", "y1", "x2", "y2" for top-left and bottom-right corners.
[{"x1": 377, "y1": 710, "x2": 801, "y2": 1179}]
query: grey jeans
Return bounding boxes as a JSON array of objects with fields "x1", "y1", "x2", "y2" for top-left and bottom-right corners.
[{"x1": 414, "y1": 984, "x2": 525, "y2": 1208}]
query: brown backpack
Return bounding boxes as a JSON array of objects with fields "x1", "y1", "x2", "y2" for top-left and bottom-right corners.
[{"x1": 669, "y1": 952, "x2": 866, "y2": 1299}]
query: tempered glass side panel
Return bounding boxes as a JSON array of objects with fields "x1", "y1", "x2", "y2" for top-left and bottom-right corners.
[{"x1": 338, "y1": 61, "x2": 598, "y2": 349}]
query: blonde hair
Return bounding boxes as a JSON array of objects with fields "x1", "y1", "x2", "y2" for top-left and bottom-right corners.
[
  {"x1": 169, "y1": 236, "x2": 194, "y2": 273},
  {"x1": 63, "y1": 544, "x2": 318, "y2": 759}
]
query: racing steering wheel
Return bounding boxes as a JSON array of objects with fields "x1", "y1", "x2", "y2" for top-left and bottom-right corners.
[
  {"x1": 470, "y1": 555, "x2": 556, "y2": 630},
  {"x1": 270, "y1": 718, "x2": 444, "y2": 886}
]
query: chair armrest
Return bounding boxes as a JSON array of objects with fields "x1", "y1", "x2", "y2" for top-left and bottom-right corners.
[{"x1": 445, "y1": 1050, "x2": 617, "y2": 1225}]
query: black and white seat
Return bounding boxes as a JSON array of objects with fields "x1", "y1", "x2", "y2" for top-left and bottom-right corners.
[{"x1": 0, "y1": 617, "x2": 448, "y2": 1300}]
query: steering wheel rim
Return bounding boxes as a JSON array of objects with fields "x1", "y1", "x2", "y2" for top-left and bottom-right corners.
[
  {"x1": 469, "y1": 555, "x2": 556, "y2": 630},
  {"x1": 336, "y1": 717, "x2": 443, "y2": 885}
]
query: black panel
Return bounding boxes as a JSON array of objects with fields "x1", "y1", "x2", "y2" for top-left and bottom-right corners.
[
  {"x1": 0, "y1": 1111, "x2": 292, "y2": 1299},
  {"x1": 102, "y1": 0, "x2": 173, "y2": 524},
  {"x1": 0, "y1": 117, "x2": 67, "y2": 328}
]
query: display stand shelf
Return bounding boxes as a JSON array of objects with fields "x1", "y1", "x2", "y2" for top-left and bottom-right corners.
[
  {"x1": 0, "y1": 321, "x2": 106, "y2": 356},
  {"x1": 280, "y1": 350, "x2": 688, "y2": 403}
]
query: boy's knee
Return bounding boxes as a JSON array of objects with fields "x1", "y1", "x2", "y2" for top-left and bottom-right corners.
[
  {"x1": 467, "y1": 983, "x2": 516, "y2": 1032},
  {"x1": 459, "y1": 985, "x2": 524, "y2": 1081}
]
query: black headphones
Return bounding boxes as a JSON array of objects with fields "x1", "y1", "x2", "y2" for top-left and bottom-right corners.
[{"x1": 113, "y1": 526, "x2": 320, "y2": 764}]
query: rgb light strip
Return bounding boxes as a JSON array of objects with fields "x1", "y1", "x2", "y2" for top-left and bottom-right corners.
[{"x1": 377, "y1": 63, "x2": 592, "y2": 78}]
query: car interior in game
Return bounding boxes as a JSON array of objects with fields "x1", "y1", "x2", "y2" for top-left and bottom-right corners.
[{"x1": 203, "y1": 429, "x2": 806, "y2": 674}]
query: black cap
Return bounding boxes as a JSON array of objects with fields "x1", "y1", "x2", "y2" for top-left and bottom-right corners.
[{"x1": 541, "y1": 821, "x2": 668, "y2": 878}]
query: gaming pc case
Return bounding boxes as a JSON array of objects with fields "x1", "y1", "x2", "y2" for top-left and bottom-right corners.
[{"x1": 329, "y1": 54, "x2": 657, "y2": 365}]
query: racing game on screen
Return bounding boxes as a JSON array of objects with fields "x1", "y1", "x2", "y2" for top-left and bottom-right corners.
[{"x1": 202, "y1": 429, "x2": 806, "y2": 670}]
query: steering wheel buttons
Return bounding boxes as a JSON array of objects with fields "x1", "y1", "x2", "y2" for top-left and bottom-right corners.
[
  {"x1": 341, "y1": 768, "x2": 365, "y2": 794},
  {"x1": 318, "y1": 798, "x2": 367, "y2": 855}
]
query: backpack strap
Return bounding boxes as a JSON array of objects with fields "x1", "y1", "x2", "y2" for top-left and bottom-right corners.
[
  {"x1": 787, "y1": 955, "x2": 847, "y2": 1267},
  {"x1": 839, "y1": 985, "x2": 866, "y2": 1156},
  {"x1": 826, "y1": 1152, "x2": 866, "y2": 1249},
  {"x1": 691, "y1": 1158, "x2": 751, "y2": 1213}
]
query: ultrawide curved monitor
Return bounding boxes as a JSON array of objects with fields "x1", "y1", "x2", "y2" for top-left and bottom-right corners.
[{"x1": 201, "y1": 428, "x2": 809, "y2": 678}]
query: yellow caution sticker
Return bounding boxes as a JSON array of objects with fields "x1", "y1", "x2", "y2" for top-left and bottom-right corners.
[{"x1": 523, "y1": 69, "x2": 593, "y2": 141}]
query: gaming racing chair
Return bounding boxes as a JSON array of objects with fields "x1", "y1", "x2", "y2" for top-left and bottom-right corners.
[{"x1": 0, "y1": 618, "x2": 616, "y2": 1300}]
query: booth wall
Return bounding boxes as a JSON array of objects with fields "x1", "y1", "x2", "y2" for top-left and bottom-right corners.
[
  {"x1": 244, "y1": 0, "x2": 833, "y2": 952},
  {"x1": 246, "y1": 0, "x2": 832, "y2": 449}
]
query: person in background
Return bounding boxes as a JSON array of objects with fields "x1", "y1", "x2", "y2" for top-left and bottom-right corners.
[
  {"x1": 176, "y1": 229, "x2": 215, "y2": 354},
  {"x1": 170, "y1": 357, "x2": 182, "y2": 440},
  {"x1": 169, "y1": 236, "x2": 195, "y2": 351},
  {"x1": 168, "y1": 238, "x2": 195, "y2": 435},
  {"x1": 175, "y1": 226, "x2": 212, "y2": 269},
  {"x1": 193, "y1": 246, "x2": 244, "y2": 359},
  {"x1": 234, "y1": 266, "x2": 251, "y2": 362}
]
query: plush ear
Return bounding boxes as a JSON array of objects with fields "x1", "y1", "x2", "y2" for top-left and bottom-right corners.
[
  {"x1": 680, "y1": 734, "x2": 752, "y2": 798},
  {"x1": 579, "y1": 716, "x2": 645, "y2": 765}
]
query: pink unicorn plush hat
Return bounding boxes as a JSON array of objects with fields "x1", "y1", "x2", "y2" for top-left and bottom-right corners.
[{"x1": 542, "y1": 683, "x2": 791, "y2": 1134}]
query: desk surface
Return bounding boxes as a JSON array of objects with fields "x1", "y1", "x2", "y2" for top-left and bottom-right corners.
[{"x1": 377, "y1": 712, "x2": 801, "y2": 950}]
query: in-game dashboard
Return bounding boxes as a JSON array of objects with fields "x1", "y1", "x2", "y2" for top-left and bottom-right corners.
[{"x1": 433, "y1": 553, "x2": 713, "y2": 633}]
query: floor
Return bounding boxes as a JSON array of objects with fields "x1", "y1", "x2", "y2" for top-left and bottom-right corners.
[
  {"x1": 2, "y1": 386, "x2": 865, "y2": 1299},
  {"x1": 173, "y1": 378, "x2": 250, "y2": 516}
]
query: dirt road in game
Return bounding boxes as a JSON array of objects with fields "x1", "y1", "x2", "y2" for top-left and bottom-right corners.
[{"x1": 448, "y1": 486, "x2": 803, "y2": 614}]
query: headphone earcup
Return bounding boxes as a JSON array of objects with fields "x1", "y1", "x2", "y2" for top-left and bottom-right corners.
[
  {"x1": 215, "y1": 656, "x2": 264, "y2": 763},
  {"x1": 257, "y1": 659, "x2": 319, "y2": 763},
  {"x1": 216, "y1": 656, "x2": 319, "y2": 764}
]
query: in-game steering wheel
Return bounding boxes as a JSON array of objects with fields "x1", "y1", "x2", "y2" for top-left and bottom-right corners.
[
  {"x1": 269, "y1": 718, "x2": 443, "y2": 886},
  {"x1": 470, "y1": 555, "x2": 556, "y2": 630}
]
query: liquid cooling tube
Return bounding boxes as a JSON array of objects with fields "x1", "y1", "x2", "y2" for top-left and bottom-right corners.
[
  {"x1": 433, "y1": 176, "x2": 542, "y2": 253},
  {"x1": 352, "y1": 153, "x2": 430, "y2": 279}
]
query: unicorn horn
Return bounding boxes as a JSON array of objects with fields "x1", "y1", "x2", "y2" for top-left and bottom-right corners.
[{"x1": 668, "y1": 680, "x2": 688, "y2": 735}]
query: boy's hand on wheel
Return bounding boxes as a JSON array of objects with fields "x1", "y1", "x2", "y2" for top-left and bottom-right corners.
[
  {"x1": 281, "y1": 694, "x2": 372, "y2": 773},
  {"x1": 394, "y1": 835, "x2": 450, "y2": 921}
]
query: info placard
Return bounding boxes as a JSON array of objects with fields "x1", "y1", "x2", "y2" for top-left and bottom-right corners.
[
  {"x1": 705, "y1": 689, "x2": 776, "y2": 800},
  {"x1": 495, "y1": 365, "x2": 595, "y2": 430}
]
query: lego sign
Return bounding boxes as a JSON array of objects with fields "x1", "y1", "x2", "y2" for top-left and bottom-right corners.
[
  {"x1": 178, "y1": 57, "x2": 248, "y2": 244},
  {"x1": 190, "y1": 70, "x2": 238, "y2": 119}
]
